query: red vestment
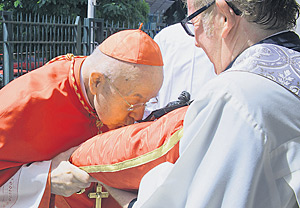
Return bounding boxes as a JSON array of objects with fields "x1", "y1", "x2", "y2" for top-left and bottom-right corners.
[
  {"x1": 58, "y1": 106, "x2": 187, "y2": 208},
  {"x1": 0, "y1": 54, "x2": 184, "y2": 208},
  {"x1": 0, "y1": 54, "x2": 108, "y2": 206}
]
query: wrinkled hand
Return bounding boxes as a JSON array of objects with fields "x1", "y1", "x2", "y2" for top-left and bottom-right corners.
[{"x1": 50, "y1": 146, "x2": 98, "y2": 197}]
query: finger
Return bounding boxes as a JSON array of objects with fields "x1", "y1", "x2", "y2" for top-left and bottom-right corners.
[
  {"x1": 77, "y1": 182, "x2": 92, "y2": 190},
  {"x1": 69, "y1": 163, "x2": 91, "y2": 183}
]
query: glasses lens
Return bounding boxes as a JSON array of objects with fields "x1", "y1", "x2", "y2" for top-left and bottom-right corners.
[
  {"x1": 181, "y1": 20, "x2": 195, "y2": 37},
  {"x1": 128, "y1": 105, "x2": 134, "y2": 111},
  {"x1": 147, "y1": 97, "x2": 158, "y2": 104},
  {"x1": 186, "y1": 22, "x2": 195, "y2": 36},
  {"x1": 127, "y1": 103, "x2": 146, "y2": 111}
]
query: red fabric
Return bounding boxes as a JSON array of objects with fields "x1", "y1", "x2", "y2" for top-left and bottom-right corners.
[
  {"x1": 56, "y1": 184, "x2": 121, "y2": 208},
  {"x1": 58, "y1": 106, "x2": 187, "y2": 208},
  {"x1": 38, "y1": 167, "x2": 53, "y2": 208},
  {"x1": 70, "y1": 106, "x2": 188, "y2": 190},
  {"x1": 0, "y1": 56, "x2": 107, "y2": 190},
  {"x1": 99, "y1": 29, "x2": 163, "y2": 66}
]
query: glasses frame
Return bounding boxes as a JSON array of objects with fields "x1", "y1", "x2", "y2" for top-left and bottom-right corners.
[
  {"x1": 104, "y1": 76, "x2": 149, "y2": 112},
  {"x1": 181, "y1": 0, "x2": 242, "y2": 37}
]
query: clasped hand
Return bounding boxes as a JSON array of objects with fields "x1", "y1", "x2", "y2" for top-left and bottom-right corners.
[{"x1": 50, "y1": 146, "x2": 98, "y2": 197}]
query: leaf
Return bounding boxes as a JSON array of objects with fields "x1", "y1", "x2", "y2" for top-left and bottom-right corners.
[{"x1": 14, "y1": 0, "x2": 21, "y2": 8}]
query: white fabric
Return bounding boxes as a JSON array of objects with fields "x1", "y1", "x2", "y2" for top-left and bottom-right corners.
[
  {"x1": 134, "y1": 43, "x2": 300, "y2": 208},
  {"x1": 0, "y1": 161, "x2": 51, "y2": 208},
  {"x1": 144, "y1": 23, "x2": 215, "y2": 117},
  {"x1": 295, "y1": 0, "x2": 300, "y2": 36}
]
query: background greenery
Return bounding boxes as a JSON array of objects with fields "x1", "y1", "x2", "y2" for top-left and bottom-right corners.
[
  {"x1": 0, "y1": 0, "x2": 150, "y2": 23},
  {"x1": 0, "y1": 0, "x2": 186, "y2": 25}
]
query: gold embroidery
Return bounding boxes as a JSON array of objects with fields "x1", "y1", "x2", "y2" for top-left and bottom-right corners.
[
  {"x1": 47, "y1": 54, "x2": 103, "y2": 134},
  {"x1": 69, "y1": 54, "x2": 103, "y2": 134},
  {"x1": 66, "y1": 53, "x2": 74, "y2": 61},
  {"x1": 80, "y1": 128, "x2": 183, "y2": 173}
]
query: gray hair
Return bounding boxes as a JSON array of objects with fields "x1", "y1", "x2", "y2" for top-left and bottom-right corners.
[
  {"x1": 188, "y1": 0, "x2": 300, "y2": 30},
  {"x1": 230, "y1": 0, "x2": 299, "y2": 30},
  {"x1": 86, "y1": 48, "x2": 138, "y2": 81}
]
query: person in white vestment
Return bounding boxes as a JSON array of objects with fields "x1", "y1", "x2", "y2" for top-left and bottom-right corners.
[
  {"x1": 144, "y1": 23, "x2": 215, "y2": 117},
  {"x1": 102, "y1": 0, "x2": 300, "y2": 208},
  {"x1": 296, "y1": 0, "x2": 300, "y2": 35}
]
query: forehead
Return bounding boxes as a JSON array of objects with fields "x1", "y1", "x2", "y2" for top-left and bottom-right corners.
[{"x1": 114, "y1": 66, "x2": 162, "y2": 98}]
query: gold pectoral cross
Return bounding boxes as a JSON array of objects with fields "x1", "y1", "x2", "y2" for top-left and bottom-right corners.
[{"x1": 88, "y1": 183, "x2": 109, "y2": 208}]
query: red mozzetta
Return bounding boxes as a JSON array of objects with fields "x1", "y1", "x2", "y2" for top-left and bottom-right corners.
[{"x1": 0, "y1": 55, "x2": 108, "y2": 187}]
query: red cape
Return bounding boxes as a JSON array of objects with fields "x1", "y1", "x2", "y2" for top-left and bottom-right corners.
[{"x1": 0, "y1": 55, "x2": 108, "y2": 186}]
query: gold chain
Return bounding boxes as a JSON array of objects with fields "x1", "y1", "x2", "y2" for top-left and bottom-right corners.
[{"x1": 47, "y1": 54, "x2": 103, "y2": 133}]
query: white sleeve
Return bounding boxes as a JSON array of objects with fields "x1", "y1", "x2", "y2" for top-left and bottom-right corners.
[
  {"x1": 0, "y1": 161, "x2": 51, "y2": 208},
  {"x1": 134, "y1": 82, "x2": 288, "y2": 208}
]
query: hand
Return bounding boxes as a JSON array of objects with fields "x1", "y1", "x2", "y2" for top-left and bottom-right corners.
[{"x1": 50, "y1": 147, "x2": 98, "y2": 197}]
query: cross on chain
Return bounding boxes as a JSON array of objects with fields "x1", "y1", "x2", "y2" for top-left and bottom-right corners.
[{"x1": 88, "y1": 183, "x2": 109, "y2": 208}]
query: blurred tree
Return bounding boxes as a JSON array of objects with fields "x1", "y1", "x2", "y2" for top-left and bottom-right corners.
[
  {"x1": 98, "y1": 0, "x2": 149, "y2": 23},
  {"x1": 0, "y1": 0, "x2": 87, "y2": 17},
  {"x1": 0, "y1": 0, "x2": 149, "y2": 23}
]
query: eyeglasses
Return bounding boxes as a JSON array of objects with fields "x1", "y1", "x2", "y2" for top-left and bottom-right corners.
[
  {"x1": 181, "y1": 0, "x2": 242, "y2": 37},
  {"x1": 104, "y1": 76, "x2": 157, "y2": 112}
]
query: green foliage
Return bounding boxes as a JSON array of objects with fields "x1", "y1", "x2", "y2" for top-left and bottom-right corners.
[
  {"x1": 0, "y1": 0, "x2": 87, "y2": 17},
  {"x1": 0, "y1": 0, "x2": 150, "y2": 23},
  {"x1": 97, "y1": 0, "x2": 149, "y2": 23},
  {"x1": 13, "y1": 0, "x2": 20, "y2": 8}
]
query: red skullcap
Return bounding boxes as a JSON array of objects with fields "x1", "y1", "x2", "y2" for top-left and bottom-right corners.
[{"x1": 99, "y1": 28, "x2": 163, "y2": 66}]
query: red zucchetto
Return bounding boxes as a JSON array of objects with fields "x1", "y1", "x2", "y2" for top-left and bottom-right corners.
[{"x1": 99, "y1": 27, "x2": 163, "y2": 66}]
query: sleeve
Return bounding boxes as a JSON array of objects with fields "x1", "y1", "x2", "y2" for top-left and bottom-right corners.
[
  {"x1": 0, "y1": 161, "x2": 52, "y2": 207},
  {"x1": 133, "y1": 87, "x2": 277, "y2": 208}
]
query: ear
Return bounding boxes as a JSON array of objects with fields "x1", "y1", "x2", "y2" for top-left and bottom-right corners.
[
  {"x1": 216, "y1": 0, "x2": 239, "y2": 39},
  {"x1": 89, "y1": 72, "x2": 105, "y2": 95}
]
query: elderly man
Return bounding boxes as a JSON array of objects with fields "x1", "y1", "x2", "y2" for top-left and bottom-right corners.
[
  {"x1": 0, "y1": 28, "x2": 163, "y2": 207},
  {"x1": 144, "y1": 23, "x2": 215, "y2": 116},
  {"x1": 103, "y1": 0, "x2": 300, "y2": 207}
]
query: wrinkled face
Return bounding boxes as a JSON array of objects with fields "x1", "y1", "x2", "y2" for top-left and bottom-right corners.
[
  {"x1": 92, "y1": 64, "x2": 163, "y2": 130},
  {"x1": 187, "y1": 0, "x2": 220, "y2": 67}
]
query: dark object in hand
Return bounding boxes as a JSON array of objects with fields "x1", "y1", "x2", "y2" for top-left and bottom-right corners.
[{"x1": 141, "y1": 91, "x2": 193, "y2": 122}]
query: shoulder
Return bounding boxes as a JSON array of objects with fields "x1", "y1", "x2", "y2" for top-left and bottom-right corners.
[
  {"x1": 0, "y1": 56, "x2": 78, "y2": 113},
  {"x1": 204, "y1": 71, "x2": 298, "y2": 112},
  {"x1": 194, "y1": 71, "x2": 300, "y2": 145}
]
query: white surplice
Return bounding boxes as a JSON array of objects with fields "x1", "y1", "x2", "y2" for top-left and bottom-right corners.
[
  {"x1": 134, "y1": 43, "x2": 300, "y2": 208},
  {"x1": 0, "y1": 161, "x2": 51, "y2": 208}
]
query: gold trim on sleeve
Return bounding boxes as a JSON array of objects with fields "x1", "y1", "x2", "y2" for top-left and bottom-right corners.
[{"x1": 80, "y1": 128, "x2": 184, "y2": 173}]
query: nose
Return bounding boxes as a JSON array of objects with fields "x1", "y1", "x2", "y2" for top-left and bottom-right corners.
[{"x1": 128, "y1": 107, "x2": 145, "y2": 122}]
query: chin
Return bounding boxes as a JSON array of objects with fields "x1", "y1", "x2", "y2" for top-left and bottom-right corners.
[
  {"x1": 107, "y1": 125, "x2": 117, "y2": 130},
  {"x1": 106, "y1": 123, "x2": 123, "y2": 130}
]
